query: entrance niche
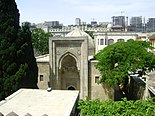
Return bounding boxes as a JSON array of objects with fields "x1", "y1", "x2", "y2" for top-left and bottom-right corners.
[
  {"x1": 60, "y1": 54, "x2": 80, "y2": 90},
  {"x1": 68, "y1": 86, "x2": 76, "y2": 90}
]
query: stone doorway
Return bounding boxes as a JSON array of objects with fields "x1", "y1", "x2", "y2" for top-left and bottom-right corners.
[
  {"x1": 68, "y1": 86, "x2": 76, "y2": 90},
  {"x1": 60, "y1": 54, "x2": 80, "y2": 90}
]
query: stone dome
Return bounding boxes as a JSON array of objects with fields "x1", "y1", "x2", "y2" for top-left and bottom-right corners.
[{"x1": 65, "y1": 28, "x2": 95, "y2": 56}]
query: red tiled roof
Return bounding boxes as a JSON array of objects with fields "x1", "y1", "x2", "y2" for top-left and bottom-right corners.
[{"x1": 149, "y1": 36, "x2": 155, "y2": 40}]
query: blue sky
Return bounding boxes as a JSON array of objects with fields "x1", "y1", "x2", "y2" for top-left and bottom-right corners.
[{"x1": 15, "y1": 0, "x2": 155, "y2": 25}]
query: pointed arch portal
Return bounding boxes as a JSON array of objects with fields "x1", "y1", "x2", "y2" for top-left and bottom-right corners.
[
  {"x1": 50, "y1": 37, "x2": 89, "y2": 99},
  {"x1": 60, "y1": 54, "x2": 80, "y2": 90}
]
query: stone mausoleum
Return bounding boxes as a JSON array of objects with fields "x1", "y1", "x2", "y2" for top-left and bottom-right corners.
[{"x1": 36, "y1": 29, "x2": 138, "y2": 99}]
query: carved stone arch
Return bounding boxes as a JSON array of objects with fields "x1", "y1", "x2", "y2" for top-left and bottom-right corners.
[
  {"x1": 67, "y1": 85, "x2": 76, "y2": 90},
  {"x1": 59, "y1": 52, "x2": 80, "y2": 90},
  {"x1": 58, "y1": 52, "x2": 79, "y2": 70}
]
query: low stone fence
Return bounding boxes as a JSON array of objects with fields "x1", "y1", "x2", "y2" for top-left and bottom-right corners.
[{"x1": 128, "y1": 76, "x2": 146, "y2": 100}]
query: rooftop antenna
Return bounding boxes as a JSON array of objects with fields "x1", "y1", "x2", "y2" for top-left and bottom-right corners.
[
  {"x1": 120, "y1": 11, "x2": 125, "y2": 31},
  {"x1": 121, "y1": 11, "x2": 125, "y2": 16},
  {"x1": 92, "y1": 18, "x2": 95, "y2": 21}
]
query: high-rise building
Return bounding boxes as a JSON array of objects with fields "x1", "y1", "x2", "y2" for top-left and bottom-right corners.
[
  {"x1": 75, "y1": 18, "x2": 81, "y2": 26},
  {"x1": 44, "y1": 21, "x2": 60, "y2": 28},
  {"x1": 112, "y1": 16, "x2": 125, "y2": 27},
  {"x1": 91, "y1": 21, "x2": 97, "y2": 27},
  {"x1": 81, "y1": 21, "x2": 86, "y2": 25},
  {"x1": 130, "y1": 16, "x2": 142, "y2": 32},
  {"x1": 130, "y1": 16, "x2": 142, "y2": 26},
  {"x1": 147, "y1": 18, "x2": 155, "y2": 32},
  {"x1": 111, "y1": 16, "x2": 125, "y2": 31}
]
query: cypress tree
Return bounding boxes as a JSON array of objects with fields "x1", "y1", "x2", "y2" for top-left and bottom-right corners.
[{"x1": 0, "y1": 0, "x2": 38, "y2": 100}]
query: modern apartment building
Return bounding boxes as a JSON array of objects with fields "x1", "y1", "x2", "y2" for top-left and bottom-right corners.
[
  {"x1": 75, "y1": 18, "x2": 81, "y2": 26},
  {"x1": 129, "y1": 16, "x2": 142, "y2": 32},
  {"x1": 112, "y1": 16, "x2": 125, "y2": 31},
  {"x1": 147, "y1": 18, "x2": 155, "y2": 32}
]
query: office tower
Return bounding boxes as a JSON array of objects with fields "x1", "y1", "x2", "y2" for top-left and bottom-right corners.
[
  {"x1": 147, "y1": 18, "x2": 155, "y2": 32},
  {"x1": 91, "y1": 21, "x2": 97, "y2": 27},
  {"x1": 130, "y1": 16, "x2": 142, "y2": 32},
  {"x1": 44, "y1": 21, "x2": 60, "y2": 28},
  {"x1": 75, "y1": 18, "x2": 81, "y2": 26},
  {"x1": 112, "y1": 16, "x2": 125, "y2": 31},
  {"x1": 112, "y1": 16, "x2": 125, "y2": 27}
]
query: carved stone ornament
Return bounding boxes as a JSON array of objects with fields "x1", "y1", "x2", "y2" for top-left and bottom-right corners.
[
  {"x1": 77, "y1": 50, "x2": 81, "y2": 55},
  {"x1": 57, "y1": 50, "x2": 60, "y2": 55}
]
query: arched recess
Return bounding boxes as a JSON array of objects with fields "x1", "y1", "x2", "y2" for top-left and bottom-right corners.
[
  {"x1": 100, "y1": 39, "x2": 104, "y2": 45},
  {"x1": 127, "y1": 39, "x2": 134, "y2": 41},
  {"x1": 59, "y1": 53, "x2": 80, "y2": 90},
  {"x1": 108, "y1": 39, "x2": 114, "y2": 45},
  {"x1": 67, "y1": 85, "x2": 76, "y2": 90},
  {"x1": 117, "y1": 39, "x2": 125, "y2": 42},
  {"x1": 59, "y1": 52, "x2": 79, "y2": 70}
]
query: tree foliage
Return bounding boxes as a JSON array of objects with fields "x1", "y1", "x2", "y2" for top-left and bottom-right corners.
[
  {"x1": 31, "y1": 28, "x2": 52, "y2": 55},
  {"x1": 0, "y1": 0, "x2": 38, "y2": 100},
  {"x1": 85, "y1": 31, "x2": 94, "y2": 39},
  {"x1": 95, "y1": 40, "x2": 155, "y2": 86},
  {"x1": 78, "y1": 98, "x2": 155, "y2": 116}
]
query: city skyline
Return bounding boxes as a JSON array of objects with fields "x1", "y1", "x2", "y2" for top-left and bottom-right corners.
[{"x1": 15, "y1": 0, "x2": 155, "y2": 25}]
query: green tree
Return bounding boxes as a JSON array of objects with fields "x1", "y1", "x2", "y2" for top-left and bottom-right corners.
[
  {"x1": 85, "y1": 31, "x2": 94, "y2": 39},
  {"x1": 31, "y1": 28, "x2": 52, "y2": 55},
  {"x1": 95, "y1": 40, "x2": 155, "y2": 86},
  {"x1": 78, "y1": 98, "x2": 155, "y2": 116},
  {"x1": 0, "y1": 0, "x2": 38, "y2": 100}
]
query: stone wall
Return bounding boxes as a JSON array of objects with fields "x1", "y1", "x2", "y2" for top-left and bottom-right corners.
[
  {"x1": 88, "y1": 60, "x2": 114, "y2": 100},
  {"x1": 37, "y1": 62, "x2": 50, "y2": 89},
  {"x1": 129, "y1": 76, "x2": 146, "y2": 100},
  {"x1": 49, "y1": 37, "x2": 89, "y2": 99}
]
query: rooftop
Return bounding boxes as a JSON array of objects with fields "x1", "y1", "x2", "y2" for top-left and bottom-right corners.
[
  {"x1": 0, "y1": 89, "x2": 79, "y2": 116},
  {"x1": 36, "y1": 54, "x2": 49, "y2": 62},
  {"x1": 65, "y1": 28, "x2": 95, "y2": 50}
]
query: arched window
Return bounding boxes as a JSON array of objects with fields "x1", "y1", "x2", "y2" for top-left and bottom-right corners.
[
  {"x1": 127, "y1": 39, "x2": 133, "y2": 41},
  {"x1": 117, "y1": 39, "x2": 124, "y2": 42},
  {"x1": 100, "y1": 39, "x2": 104, "y2": 45},
  {"x1": 108, "y1": 39, "x2": 114, "y2": 45}
]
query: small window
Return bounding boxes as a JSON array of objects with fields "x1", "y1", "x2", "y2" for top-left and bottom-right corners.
[
  {"x1": 100, "y1": 39, "x2": 104, "y2": 45},
  {"x1": 117, "y1": 39, "x2": 124, "y2": 42},
  {"x1": 40, "y1": 75, "x2": 44, "y2": 81},
  {"x1": 108, "y1": 39, "x2": 114, "y2": 45},
  {"x1": 95, "y1": 76, "x2": 99, "y2": 83}
]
